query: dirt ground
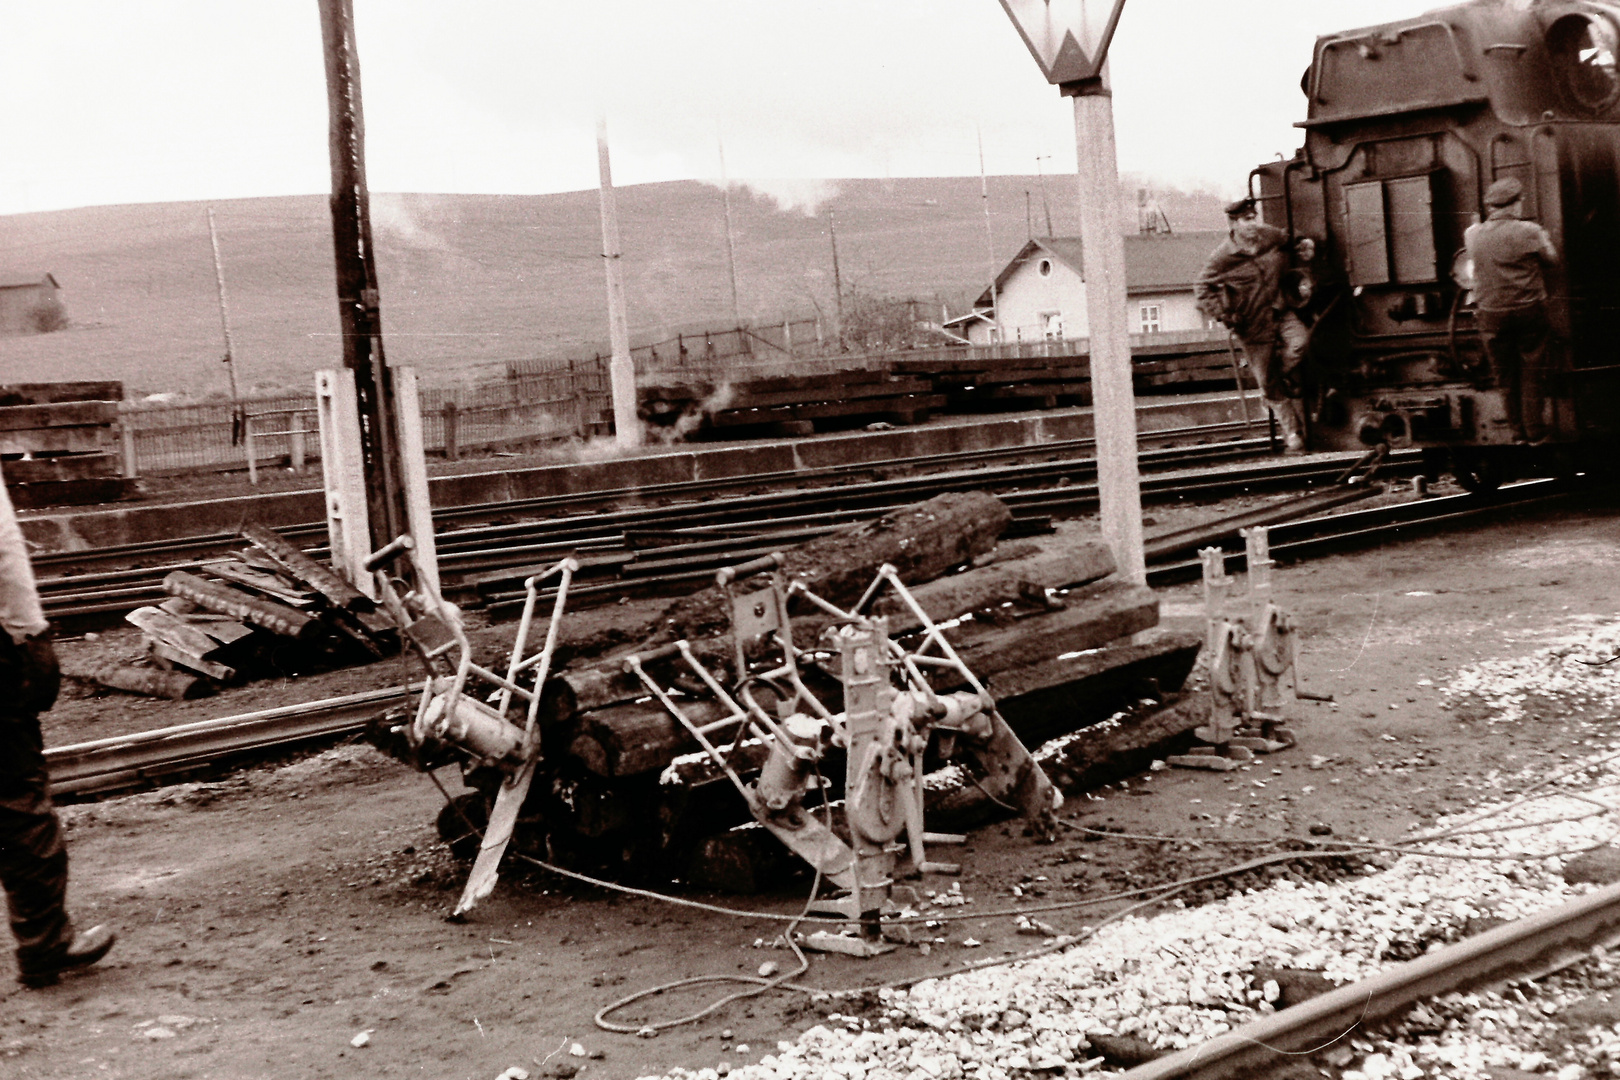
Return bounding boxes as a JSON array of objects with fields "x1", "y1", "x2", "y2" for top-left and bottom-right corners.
[{"x1": 8, "y1": 486, "x2": 1619, "y2": 1080}]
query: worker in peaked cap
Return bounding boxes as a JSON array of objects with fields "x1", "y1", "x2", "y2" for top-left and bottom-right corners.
[
  {"x1": 1195, "y1": 195, "x2": 1318, "y2": 453},
  {"x1": 1465, "y1": 176, "x2": 1560, "y2": 443},
  {"x1": 0, "y1": 462, "x2": 115, "y2": 987},
  {"x1": 1484, "y1": 177, "x2": 1524, "y2": 207},
  {"x1": 1223, "y1": 196, "x2": 1258, "y2": 219}
]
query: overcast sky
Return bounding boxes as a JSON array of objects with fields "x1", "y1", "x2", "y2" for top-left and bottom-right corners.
[{"x1": 1, "y1": 0, "x2": 1437, "y2": 218}]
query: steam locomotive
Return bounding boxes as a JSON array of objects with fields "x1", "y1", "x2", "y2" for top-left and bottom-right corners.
[{"x1": 1253, "y1": 0, "x2": 1620, "y2": 489}]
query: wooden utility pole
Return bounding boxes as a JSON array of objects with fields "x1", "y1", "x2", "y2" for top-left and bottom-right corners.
[
  {"x1": 828, "y1": 208, "x2": 845, "y2": 345},
  {"x1": 996, "y1": 0, "x2": 1143, "y2": 584},
  {"x1": 977, "y1": 129, "x2": 1002, "y2": 343},
  {"x1": 717, "y1": 136, "x2": 742, "y2": 327},
  {"x1": 317, "y1": 0, "x2": 408, "y2": 556},
  {"x1": 206, "y1": 207, "x2": 244, "y2": 415},
  {"x1": 596, "y1": 120, "x2": 642, "y2": 448},
  {"x1": 1036, "y1": 154, "x2": 1055, "y2": 236}
]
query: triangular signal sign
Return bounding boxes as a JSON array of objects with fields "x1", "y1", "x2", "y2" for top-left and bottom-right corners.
[{"x1": 997, "y1": 0, "x2": 1127, "y2": 86}]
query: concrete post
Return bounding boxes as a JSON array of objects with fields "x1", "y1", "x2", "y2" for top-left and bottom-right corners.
[
  {"x1": 1070, "y1": 86, "x2": 1145, "y2": 585},
  {"x1": 597, "y1": 121, "x2": 642, "y2": 449},
  {"x1": 443, "y1": 400, "x2": 460, "y2": 462}
]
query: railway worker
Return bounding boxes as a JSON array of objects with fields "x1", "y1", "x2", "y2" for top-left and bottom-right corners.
[
  {"x1": 0, "y1": 464, "x2": 115, "y2": 988},
  {"x1": 1464, "y1": 177, "x2": 1560, "y2": 444},
  {"x1": 1195, "y1": 197, "x2": 1314, "y2": 453}
]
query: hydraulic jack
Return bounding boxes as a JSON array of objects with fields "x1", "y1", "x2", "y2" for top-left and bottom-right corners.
[
  {"x1": 1169, "y1": 526, "x2": 1300, "y2": 771},
  {"x1": 365, "y1": 534, "x2": 578, "y2": 916},
  {"x1": 625, "y1": 554, "x2": 1058, "y2": 955}
]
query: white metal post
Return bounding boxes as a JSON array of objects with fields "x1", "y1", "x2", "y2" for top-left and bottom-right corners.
[
  {"x1": 391, "y1": 366, "x2": 441, "y2": 600},
  {"x1": 315, "y1": 369, "x2": 376, "y2": 598},
  {"x1": 596, "y1": 120, "x2": 642, "y2": 449}
]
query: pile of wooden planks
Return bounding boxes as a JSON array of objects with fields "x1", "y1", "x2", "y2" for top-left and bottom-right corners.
[
  {"x1": 395, "y1": 492, "x2": 1206, "y2": 891},
  {"x1": 80, "y1": 523, "x2": 396, "y2": 700},
  {"x1": 0, "y1": 381, "x2": 134, "y2": 509}
]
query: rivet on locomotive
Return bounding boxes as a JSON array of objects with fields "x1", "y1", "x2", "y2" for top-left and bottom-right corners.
[{"x1": 1252, "y1": 0, "x2": 1620, "y2": 490}]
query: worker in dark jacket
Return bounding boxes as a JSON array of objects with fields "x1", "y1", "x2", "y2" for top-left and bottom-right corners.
[
  {"x1": 1464, "y1": 177, "x2": 1559, "y2": 443},
  {"x1": 1195, "y1": 198, "x2": 1314, "y2": 452},
  {"x1": 0, "y1": 464, "x2": 115, "y2": 987}
]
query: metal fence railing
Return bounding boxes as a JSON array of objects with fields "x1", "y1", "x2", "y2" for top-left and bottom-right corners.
[
  {"x1": 118, "y1": 371, "x2": 612, "y2": 478},
  {"x1": 115, "y1": 325, "x2": 1229, "y2": 480}
]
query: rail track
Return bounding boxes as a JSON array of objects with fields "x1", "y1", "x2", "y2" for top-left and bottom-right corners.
[
  {"x1": 43, "y1": 475, "x2": 1578, "y2": 802},
  {"x1": 36, "y1": 419, "x2": 1264, "y2": 579},
  {"x1": 40, "y1": 436, "x2": 1418, "y2": 627}
]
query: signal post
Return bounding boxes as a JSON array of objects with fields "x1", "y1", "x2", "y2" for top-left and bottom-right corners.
[{"x1": 997, "y1": 0, "x2": 1144, "y2": 585}]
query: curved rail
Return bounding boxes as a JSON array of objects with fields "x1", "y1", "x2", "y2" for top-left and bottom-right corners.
[{"x1": 1120, "y1": 879, "x2": 1620, "y2": 1080}]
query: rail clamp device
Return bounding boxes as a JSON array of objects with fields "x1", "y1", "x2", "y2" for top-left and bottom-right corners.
[
  {"x1": 367, "y1": 534, "x2": 578, "y2": 916},
  {"x1": 1169, "y1": 526, "x2": 1300, "y2": 772},
  {"x1": 628, "y1": 554, "x2": 1059, "y2": 954}
]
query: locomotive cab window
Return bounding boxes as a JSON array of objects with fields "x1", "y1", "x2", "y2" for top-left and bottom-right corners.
[
  {"x1": 1342, "y1": 173, "x2": 1440, "y2": 287},
  {"x1": 1547, "y1": 12, "x2": 1620, "y2": 111}
]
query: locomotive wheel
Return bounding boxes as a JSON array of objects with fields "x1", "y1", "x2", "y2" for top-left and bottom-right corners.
[{"x1": 1452, "y1": 449, "x2": 1503, "y2": 494}]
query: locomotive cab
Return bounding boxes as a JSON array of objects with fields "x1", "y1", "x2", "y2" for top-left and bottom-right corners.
[{"x1": 1255, "y1": 0, "x2": 1620, "y2": 486}]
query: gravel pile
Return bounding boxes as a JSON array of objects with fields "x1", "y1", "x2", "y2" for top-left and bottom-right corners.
[
  {"x1": 634, "y1": 624, "x2": 1620, "y2": 1080},
  {"x1": 1441, "y1": 618, "x2": 1620, "y2": 724}
]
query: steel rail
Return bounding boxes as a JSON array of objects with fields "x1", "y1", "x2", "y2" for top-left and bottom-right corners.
[
  {"x1": 32, "y1": 420, "x2": 1261, "y2": 578},
  {"x1": 45, "y1": 683, "x2": 419, "y2": 798},
  {"x1": 44, "y1": 479, "x2": 1586, "y2": 798},
  {"x1": 1144, "y1": 478, "x2": 1574, "y2": 586},
  {"x1": 36, "y1": 440, "x2": 1282, "y2": 622},
  {"x1": 1118, "y1": 879, "x2": 1620, "y2": 1080}
]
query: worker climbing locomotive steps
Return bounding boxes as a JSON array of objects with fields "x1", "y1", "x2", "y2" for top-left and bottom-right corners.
[
  {"x1": 0, "y1": 462, "x2": 115, "y2": 989},
  {"x1": 1195, "y1": 197, "x2": 1316, "y2": 453},
  {"x1": 1464, "y1": 176, "x2": 1560, "y2": 445}
]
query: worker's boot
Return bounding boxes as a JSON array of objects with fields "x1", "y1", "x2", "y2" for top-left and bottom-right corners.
[{"x1": 1268, "y1": 399, "x2": 1307, "y2": 454}]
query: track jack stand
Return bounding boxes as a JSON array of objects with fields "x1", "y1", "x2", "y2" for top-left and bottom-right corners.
[
  {"x1": 367, "y1": 535, "x2": 578, "y2": 916},
  {"x1": 627, "y1": 555, "x2": 1058, "y2": 956},
  {"x1": 1169, "y1": 528, "x2": 1300, "y2": 771}
]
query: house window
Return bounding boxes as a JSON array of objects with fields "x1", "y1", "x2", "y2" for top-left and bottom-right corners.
[
  {"x1": 1139, "y1": 304, "x2": 1162, "y2": 333},
  {"x1": 1038, "y1": 258, "x2": 1053, "y2": 277},
  {"x1": 1041, "y1": 312, "x2": 1064, "y2": 340}
]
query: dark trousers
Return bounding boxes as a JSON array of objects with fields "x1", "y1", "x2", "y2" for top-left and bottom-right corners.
[
  {"x1": 0, "y1": 635, "x2": 70, "y2": 976},
  {"x1": 1477, "y1": 303, "x2": 1553, "y2": 441}
]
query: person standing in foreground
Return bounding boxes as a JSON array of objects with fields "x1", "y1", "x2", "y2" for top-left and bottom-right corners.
[
  {"x1": 1464, "y1": 177, "x2": 1560, "y2": 444},
  {"x1": 0, "y1": 464, "x2": 115, "y2": 988},
  {"x1": 1195, "y1": 197, "x2": 1316, "y2": 454}
]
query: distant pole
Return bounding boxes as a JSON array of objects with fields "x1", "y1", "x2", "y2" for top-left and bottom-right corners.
[
  {"x1": 206, "y1": 207, "x2": 243, "y2": 407},
  {"x1": 318, "y1": 0, "x2": 410, "y2": 555},
  {"x1": 717, "y1": 135, "x2": 742, "y2": 327},
  {"x1": 1025, "y1": 190, "x2": 1033, "y2": 240},
  {"x1": 1036, "y1": 154, "x2": 1055, "y2": 236},
  {"x1": 828, "y1": 208, "x2": 845, "y2": 345},
  {"x1": 977, "y1": 128, "x2": 1001, "y2": 343},
  {"x1": 206, "y1": 206, "x2": 247, "y2": 452},
  {"x1": 596, "y1": 120, "x2": 642, "y2": 449}
]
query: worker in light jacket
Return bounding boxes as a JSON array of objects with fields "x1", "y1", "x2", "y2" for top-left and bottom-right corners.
[
  {"x1": 1195, "y1": 197, "x2": 1315, "y2": 453},
  {"x1": 0, "y1": 464, "x2": 115, "y2": 987},
  {"x1": 1464, "y1": 176, "x2": 1560, "y2": 444}
]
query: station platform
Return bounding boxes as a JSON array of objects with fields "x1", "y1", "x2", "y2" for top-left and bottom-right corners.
[{"x1": 22, "y1": 390, "x2": 1257, "y2": 554}]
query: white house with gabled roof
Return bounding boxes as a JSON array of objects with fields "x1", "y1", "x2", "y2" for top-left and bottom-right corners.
[{"x1": 945, "y1": 232, "x2": 1226, "y2": 346}]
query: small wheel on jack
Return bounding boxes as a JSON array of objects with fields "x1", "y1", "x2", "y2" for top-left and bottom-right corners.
[{"x1": 1452, "y1": 448, "x2": 1503, "y2": 493}]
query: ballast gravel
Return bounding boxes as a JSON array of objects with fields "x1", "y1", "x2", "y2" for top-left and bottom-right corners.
[{"x1": 638, "y1": 620, "x2": 1620, "y2": 1080}]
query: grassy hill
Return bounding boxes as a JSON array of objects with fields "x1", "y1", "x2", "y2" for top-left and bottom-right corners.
[{"x1": 0, "y1": 176, "x2": 1225, "y2": 398}]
